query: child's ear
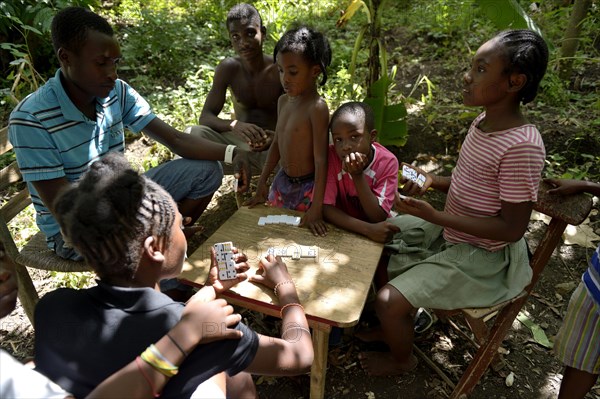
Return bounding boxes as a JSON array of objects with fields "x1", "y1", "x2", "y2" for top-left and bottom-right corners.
[
  {"x1": 311, "y1": 65, "x2": 322, "y2": 79},
  {"x1": 369, "y1": 129, "x2": 378, "y2": 142},
  {"x1": 57, "y1": 47, "x2": 70, "y2": 66},
  {"x1": 143, "y1": 236, "x2": 165, "y2": 263},
  {"x1": 508, "y1": 73, "x2": 527, "y2": 92}
]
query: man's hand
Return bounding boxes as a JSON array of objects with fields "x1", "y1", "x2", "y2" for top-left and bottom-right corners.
[
  {"x1": 205, "y1": 247, "x2": 249, "y2": 293},
  {"x1": 233, "y1": 149, "x2": 250, "y2": 193},
  {"x1": 250, "y1": 130, "x2": 274, "y2": 152},
  {"x1": 342, "y1": 152, "x2": 369, "y2": 176},
  {"x1": 365, "y1": 221, "x2": 401, "y2": 243},
  {"x1": 300, "y1": 207, "x2": 328, "y2": 236},
  {"x1": 232, "y1": 121, "x2": 268, "y2": 148}
]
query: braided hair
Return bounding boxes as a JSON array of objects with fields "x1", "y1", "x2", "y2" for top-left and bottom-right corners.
[
  {"x1": 330, "y1": 102, "x2": 375, "y2": 132},
  {"x1": 51, "y1": 7, "x2": 113, "y2": 54},
  {"x1": 274, "y1": 26, "x2": 332, "y2": 86},
  {"x1": 494, "y1": 29, "x2": 549, "y2": 104},
  {"x1": 227, "y1": 3, "x2": 263, "y2": 28},
  {"x1": 54, "y1": 153, "x2": 177, "y2": 281}
]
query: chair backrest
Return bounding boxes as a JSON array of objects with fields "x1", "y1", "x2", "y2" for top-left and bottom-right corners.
[{"x1": 0, "y1": 126, "x2": 32, "y2": 259}]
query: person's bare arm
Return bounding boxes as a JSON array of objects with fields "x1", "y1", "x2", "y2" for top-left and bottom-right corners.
[
  {"x1": 544, "y1": 178, "x2": 600, "y2": 197},
  {"x1": 31, "y1": 178, "x2": 71, "y2": 215},
  {"x1": 342, "y1": 153, "x2": 387, "y2": 222},
  {"x1": 245, "y1": 256, "x2": 313, "y2": 375},
  {"x1": 199, "y1": 59, "x2": 266, "y2": 146},
  {"x1": 323, "y1": 205, "x2": 400, "y2": 243},
  {"x1": 395, "y1": 193, "x2": 532, "y2": 242},
  {"x1": 301, "y1": 101, "x2": 329, "y2": 236}
]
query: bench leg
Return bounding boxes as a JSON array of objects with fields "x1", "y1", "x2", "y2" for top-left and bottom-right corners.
[
  {"x1": 310, "y1": 323, "x2": 331, "y2": 399},
  {"x1": 14, "y1": 262, "x2": 38, "y2": 325}
]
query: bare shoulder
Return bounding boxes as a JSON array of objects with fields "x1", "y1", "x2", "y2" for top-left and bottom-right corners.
[
  {"x1": 311, "y1": 97, "x2": 330, "y2": 117},
  {"x1": 214, "y1": 57, "x2": 242, "y2": 78}
]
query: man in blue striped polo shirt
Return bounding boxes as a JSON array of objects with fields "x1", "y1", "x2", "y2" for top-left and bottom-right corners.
[{"x1": 8, "y1": 7, "x2": 250, "y2": 262}]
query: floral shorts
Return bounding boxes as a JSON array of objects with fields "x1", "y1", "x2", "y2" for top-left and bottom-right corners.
[{"x1": 267, "y1": 169, "x2": 314, "y2": 212}]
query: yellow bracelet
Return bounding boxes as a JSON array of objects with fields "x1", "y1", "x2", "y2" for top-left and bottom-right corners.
[
  {"x1": 282, "y1": 326, "x2": 311, "y2": 341},
  {"x1": 140, "y1": 346, "x2": 179, "y2": 377},
  {"x1": 280, "y1": 303, "x2": 304, "y2": 318}
]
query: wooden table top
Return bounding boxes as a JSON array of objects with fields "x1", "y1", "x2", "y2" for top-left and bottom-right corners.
[{"x1": 179, "y1": 206, "x2": 384, "y2": 327}]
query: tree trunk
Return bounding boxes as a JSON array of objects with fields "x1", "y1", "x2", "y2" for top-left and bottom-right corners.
[{"x1": 559, "y1": 0, "x2": 592, "y2": 81}]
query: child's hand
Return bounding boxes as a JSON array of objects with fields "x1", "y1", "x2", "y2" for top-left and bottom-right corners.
[
  {"x1": 180, "y1": 297, "x2": 243, "y2": 344},
  {"x1": 250, "y1": 130, "x2": 274, "y2": 152},
  {"x1": 206, "y1": 247, "x2": 249, "y2": 293},
  {"x1": 182, "y1": 216, "x2": 204, "y2": 239},
  {"x1": 249, "y1": 254, "x2": 293, "y2": 291},
  {"x1": 399, "y1": 163, "x2": 432, "y2": 196},
  {"x1": 243, "y1": 184, "x2": 269, "y2": 208},
  {"x1": 342, "y1": 152, "x2": 369, "y2": 176},
  {"x1": 365, "y1": 221, "x2": 401, "y2": 243},
  {"x1": 301, "y1": 207, "x2": 328, "y2": 236},
  {"x1": 394, "y1": 192, "x2": 437, "y2": 220}
]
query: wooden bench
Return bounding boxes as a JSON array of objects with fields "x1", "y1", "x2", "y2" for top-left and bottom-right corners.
[
  {"x1": 378, "y1": 180, "x2": 593, "y2": 398},
  {"x1": 0, "y1": 126, "x2": 92, "y2": 324}
]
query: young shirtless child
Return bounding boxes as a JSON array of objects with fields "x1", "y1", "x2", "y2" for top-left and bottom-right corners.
[
  {"x1": 323, "y1": 101, "x2": 400, "y2": 243},
  {"x1": 245, "y1": 26, "x2": 331, "y2": 236},
  {"x1": 186, "y1": 3, "x2": 282, "y2": 175}
]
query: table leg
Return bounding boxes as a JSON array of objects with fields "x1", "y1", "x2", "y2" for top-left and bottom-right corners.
[{"x1": 310, "y1": 323, "x2": 332, "y2": 399}]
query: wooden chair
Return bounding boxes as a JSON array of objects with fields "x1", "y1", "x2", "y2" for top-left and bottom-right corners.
[
  {"x1": 431, "y1": 181, "x2": 592, "y2": 398},
  {"x1": 376, "y1": 180, "x2": 593, "y2": 398},
  {"x1": 0, "y1": 126, "x2": 92, "y2": 324}
]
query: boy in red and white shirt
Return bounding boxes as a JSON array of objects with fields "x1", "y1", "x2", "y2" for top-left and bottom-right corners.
[{"x1": 323, "y1": 102, "x2": 400, "y2": 243}]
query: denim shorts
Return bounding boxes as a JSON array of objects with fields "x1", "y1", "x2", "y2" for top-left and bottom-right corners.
[{"x1": 145, "y1": 158, "x2": 223, "y2": 202}]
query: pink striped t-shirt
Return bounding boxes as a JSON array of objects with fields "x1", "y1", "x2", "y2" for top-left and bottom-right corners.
[{"x1": 443, "y1": 113, "x2": 545, "y2": 251}]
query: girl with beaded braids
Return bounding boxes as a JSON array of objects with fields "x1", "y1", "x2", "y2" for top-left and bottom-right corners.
[
  {"x1": 358, "y1": 30, "x2": 549, "y2": 377},
  {"x1": 245, "y1": 26, "x2": 332, "y2": 237},
  {"x1": 34, "y1": 153, "x2": 313, "y2": 398}
]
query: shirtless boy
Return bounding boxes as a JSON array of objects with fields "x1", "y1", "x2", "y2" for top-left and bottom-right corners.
[{"x1": 187, "y1": 3, "x2": 283, "y2": 175}]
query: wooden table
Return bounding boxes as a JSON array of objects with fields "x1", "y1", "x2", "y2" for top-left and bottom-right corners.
[{"x1": 179, "y1": 206, "x2": 383, "y2": 399}]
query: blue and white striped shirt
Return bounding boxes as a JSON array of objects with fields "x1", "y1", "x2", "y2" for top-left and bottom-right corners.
[
  {"x1": 583, "y1": 244, "x2": 600, "y2": 309},
  {"x1": 8, "y1": 69, "x2": 156, "y2": 241}
]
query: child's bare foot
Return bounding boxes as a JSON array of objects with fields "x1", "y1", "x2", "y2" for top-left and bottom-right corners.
[
  {"x1": 358, "y1": 352, "x2": 417, "y2": 376},
  {"x1": 354, "y1": 325, "x2": 385, "y2": 343}
]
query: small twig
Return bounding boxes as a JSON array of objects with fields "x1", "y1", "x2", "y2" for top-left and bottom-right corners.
[
  {"x1": 413, "y1": 344, "x2": 456, "y2": 392},
  {"x1": 447, "y1": 318, "x2": 480, "y2": 349},
  {"x1": 560, "y1": 257, "x2": 576, "y2": 280}
]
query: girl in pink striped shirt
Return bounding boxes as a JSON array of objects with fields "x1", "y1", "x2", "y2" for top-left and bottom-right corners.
[{"x1": 358, "y1": 30, "x2": 549, "y2": 377}]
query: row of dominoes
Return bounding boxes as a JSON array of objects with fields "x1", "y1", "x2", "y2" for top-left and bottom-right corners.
[
  {"x1": 214, "y1": 241, "x2": 237, "y2": 280},
  {"x1": 402, "y1": 164, "x2": 426, "y2": 188},
  {"x1": 267, "y1": 245, "x2": 317, "y2": 260},
  {"x1": 258, "y1": 215, "x2": 301, "y2": 226}
]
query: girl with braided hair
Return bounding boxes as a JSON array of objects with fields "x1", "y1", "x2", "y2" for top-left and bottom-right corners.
[
  {"x1": 34, "y1": 153, "x2": 313, "y2": 398},
  {"x1": 245, "y1": 26, "x2": 332, "y2": 237},
  {"x1": 358, "y1": 29, "x2": 549, "y2": 376}
]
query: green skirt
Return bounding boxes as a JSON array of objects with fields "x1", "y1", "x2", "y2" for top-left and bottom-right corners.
[{"x1": 385, "y1": 215, "x2": 532, "y2": 310}]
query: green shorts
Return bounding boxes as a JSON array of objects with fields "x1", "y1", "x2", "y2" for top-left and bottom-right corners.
[{"x1": 385, "y1": 215, "x2": 532, "y2": 310}]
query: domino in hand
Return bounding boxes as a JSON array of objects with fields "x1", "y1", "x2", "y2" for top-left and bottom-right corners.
[
  {"x1": 214, "y1": 241, "x2": 237, "y2": 280},
  {"x1": 402, "y1": 165, "x2": 426, "y2": 188}
]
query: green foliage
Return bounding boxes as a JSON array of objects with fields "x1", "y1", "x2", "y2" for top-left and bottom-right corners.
[{"x1": 50, "y1": 271, "x2": 96, "y2": 289}]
